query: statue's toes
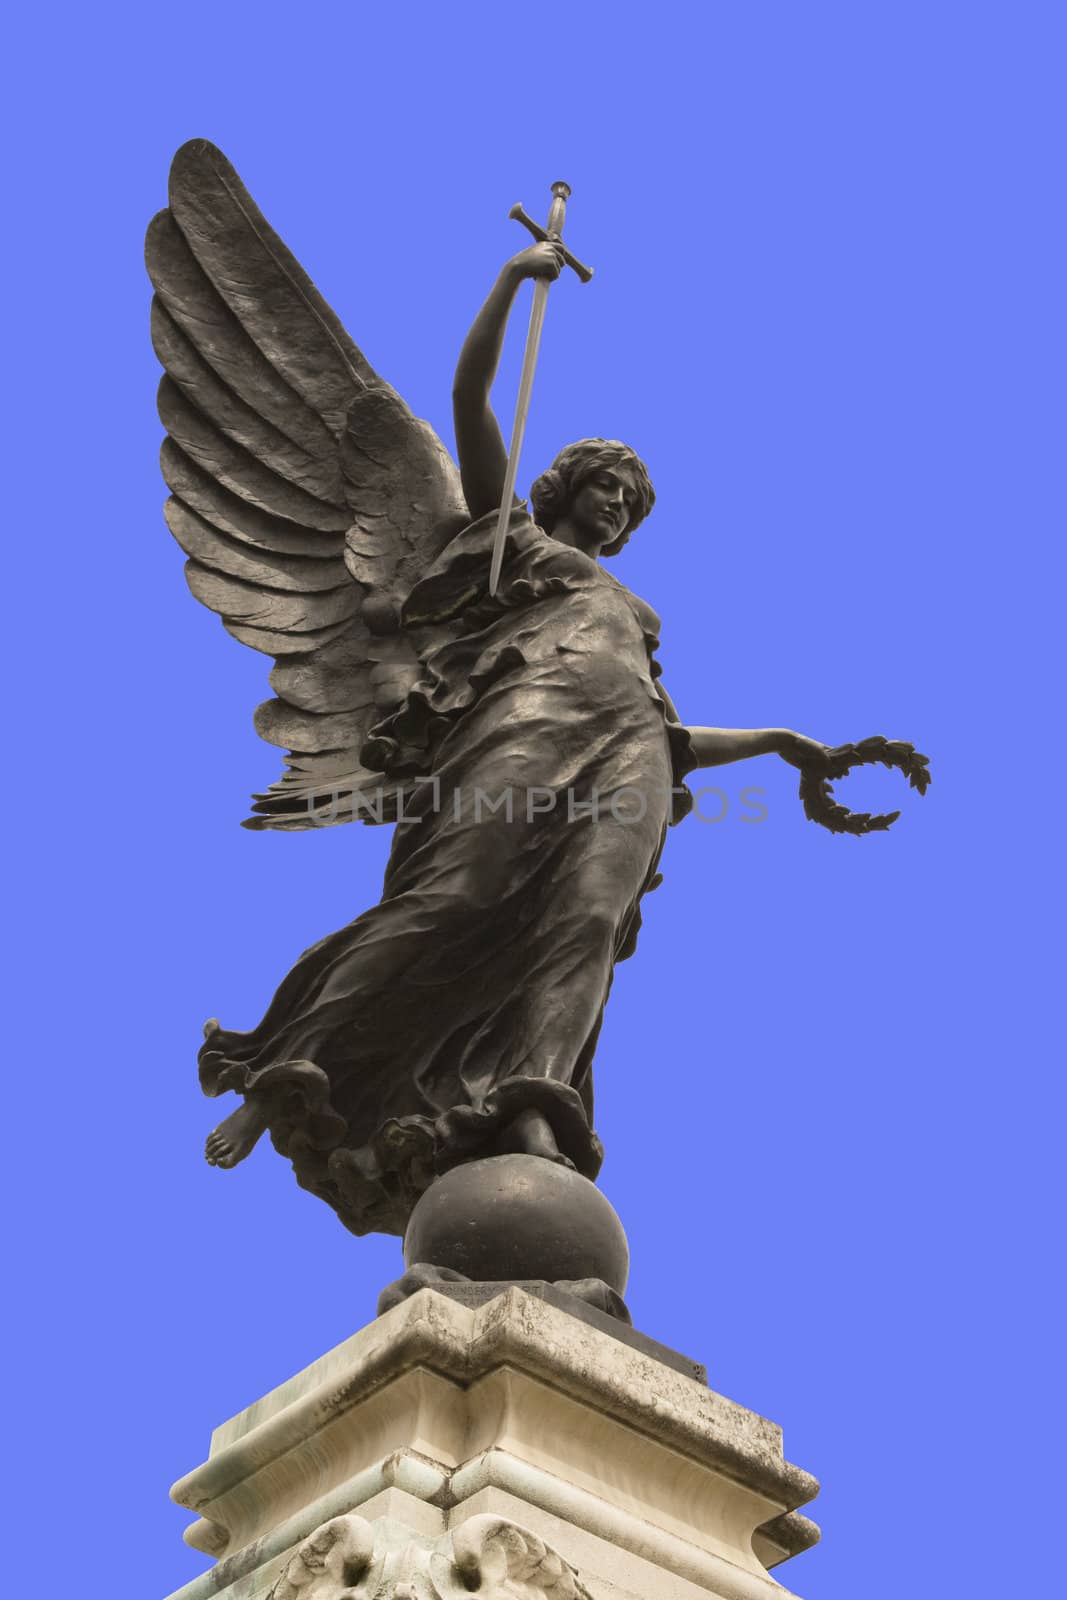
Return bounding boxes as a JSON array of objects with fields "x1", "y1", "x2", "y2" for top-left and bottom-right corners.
[{"x1": 205, "y1": 1132, "x2": 229, "y2": 1164}]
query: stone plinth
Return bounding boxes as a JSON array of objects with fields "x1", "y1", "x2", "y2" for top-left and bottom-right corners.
[{"x1": 165, "y1": 1288, "x2": 819, "y2": 1600}]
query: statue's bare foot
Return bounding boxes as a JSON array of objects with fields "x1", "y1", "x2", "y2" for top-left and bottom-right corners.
[
  {"x1": 205, "y1": 1099, "x2": 269, "y2": 1168},
  {"x1": 497, "y1": 1108, "x2": 575, "y2": 1170}
]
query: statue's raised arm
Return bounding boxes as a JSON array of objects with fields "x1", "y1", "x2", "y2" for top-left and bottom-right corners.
[{"x1": 451, "y1": 238, "x2": 565, "y2": 520}]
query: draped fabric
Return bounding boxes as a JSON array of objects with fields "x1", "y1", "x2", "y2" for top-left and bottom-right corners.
[{"x1": 199, "y1": 513, "x2": 696, "y2": 1235}]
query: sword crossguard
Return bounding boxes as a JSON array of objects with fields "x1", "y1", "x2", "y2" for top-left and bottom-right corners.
[{"x1": 509, "y1": 201, "x2": 594, "y2": 283}]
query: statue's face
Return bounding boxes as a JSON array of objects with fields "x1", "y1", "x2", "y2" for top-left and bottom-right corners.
[{"x1": 567, "y1": 465, "x2": 641, "y2": 548}]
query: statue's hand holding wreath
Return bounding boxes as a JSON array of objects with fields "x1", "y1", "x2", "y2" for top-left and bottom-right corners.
[
  {"x1": 777, "y1": 731, "x2": 932, "y2": 836},
  {"x1": 778, "y1": 731, "x2": 837, "y2": 773}
]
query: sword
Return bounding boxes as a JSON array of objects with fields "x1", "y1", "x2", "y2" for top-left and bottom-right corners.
[{"x1": 488, "y1": 184, "x2": 594, "y2": 595}]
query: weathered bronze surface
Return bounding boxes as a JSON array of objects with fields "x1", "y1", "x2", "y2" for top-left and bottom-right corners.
[{"x1": 148, "y1": 142, "x2": 929, "y2": 1289}]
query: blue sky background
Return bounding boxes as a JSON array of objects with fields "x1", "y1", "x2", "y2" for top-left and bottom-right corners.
[{"x1": 5, "y1": 5, "x2": 1063, "y2": 1597}]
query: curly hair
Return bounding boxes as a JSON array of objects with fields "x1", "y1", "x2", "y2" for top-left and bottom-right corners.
[{"x1": 529, "y1": 438, "x2": 655, "y2": 557}]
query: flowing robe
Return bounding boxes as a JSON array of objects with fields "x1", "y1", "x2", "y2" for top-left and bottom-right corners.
[{"x1": 200, "y1": 513, "x2": 695, "y2": 1235}]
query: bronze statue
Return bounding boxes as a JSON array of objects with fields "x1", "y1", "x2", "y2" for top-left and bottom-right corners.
[{"x1": 148, "y1": 141, "x2": 928, "y2": 1257}]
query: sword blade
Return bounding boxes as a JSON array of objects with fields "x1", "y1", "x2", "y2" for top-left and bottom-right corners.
[{"x1": 488, "y1": 277, "x2": 551, "y2": 596}]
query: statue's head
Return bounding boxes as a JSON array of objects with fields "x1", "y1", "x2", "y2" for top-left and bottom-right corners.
[{"x1": 530, "y1": 439, "x2": 655, "y2": 556}]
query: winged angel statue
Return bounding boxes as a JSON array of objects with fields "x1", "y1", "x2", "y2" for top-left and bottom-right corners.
[{"x1": 148, "y1": 142, "x2": 928, "y2": 1242}]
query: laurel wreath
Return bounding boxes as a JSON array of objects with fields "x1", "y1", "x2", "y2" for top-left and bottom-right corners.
[{"x1": 798, "y1": 736, "x2": 931, "y2": 836}]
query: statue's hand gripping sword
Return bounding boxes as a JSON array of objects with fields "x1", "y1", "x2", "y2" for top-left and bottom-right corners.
[{"x1": 488, "y1": 185, "x2": 594, "y2": 595}]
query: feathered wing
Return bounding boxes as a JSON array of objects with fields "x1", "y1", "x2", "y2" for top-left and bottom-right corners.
[{"x1": 147, "y1": 139, "x2": 469, "y2": 829}]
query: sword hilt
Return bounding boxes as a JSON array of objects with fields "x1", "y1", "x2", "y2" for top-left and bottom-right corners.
[{"x1": 510, "y1": 199, "x2": 594, "y2": 283}]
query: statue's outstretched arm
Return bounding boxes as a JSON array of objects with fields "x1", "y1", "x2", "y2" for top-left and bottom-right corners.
[
  {"x1": 687, "y1": 727, "x2": 834, "y2": 769},
  {"x1": 659, "y1": 686, "x2": 832, "y2": 772},
  {"x1": 453, "y1": 242, "x2": 565, "y2": 519}
]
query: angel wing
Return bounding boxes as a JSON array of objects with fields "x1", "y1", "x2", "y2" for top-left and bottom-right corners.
[{"x1": 146, "y1": 139, "x2": 469, "y2": 829}]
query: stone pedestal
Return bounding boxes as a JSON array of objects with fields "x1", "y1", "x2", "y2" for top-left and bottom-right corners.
[{"x1": 165, "y1": 1287, "x2": 819, "y2": 1600}]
